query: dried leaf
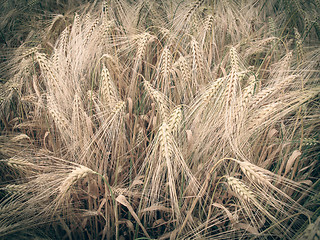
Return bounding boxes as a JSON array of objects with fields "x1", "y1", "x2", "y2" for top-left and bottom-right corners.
[
  {"x1": 118, "y1": 219, "x2": 135, "y2": 233},
  {"x1": 10, "y1": 134, "x2": 30, "y2": 142},
  {"x1": 131, "y1": 179, "x2": 143, "y2": 187},
  {"x1": 186, "y1": 130, "x2": 193, "y2": 145},
  {"x1": 212, "y1": 203, "x2": 235, "y2": 224},
  {"x1": 127, "y1": 97, "x2": 133, "y2": 117},
  {"x1": 284, "y1": 150, "x2": 301, "y2": 176},
  {"x1": 116, "y1": 195, "x2": 150, "y2": 238},
  {"x1": 234, "y1": 223, "x2": 259, "y2": 235},
  {"x1": 268, "y1": 128, "x2": 278, "y2": 139},
  {"x1": 140, "y1": 205, "x2": 172, "y2": 213},
  {"x1": 153, "y1": 219, "x2": 166, "y2": 228}
]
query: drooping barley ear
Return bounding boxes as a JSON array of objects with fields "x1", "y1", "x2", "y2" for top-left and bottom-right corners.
[
  {"x1": 184, "y1": 0, "x2": 205, "y2": 23},
  {"x1": 159, "y1": 28, "x2": 170, "y2": 41},
  {"x1": 297, "y1": 216, "x2": 320, "y2": 240},
  {"x1": 57, "y1": 27, "x2": 70, "y2": 55},
  {"x1": 268, "y1": 17, "x2": 276, "y2": 37},
  {"x1": 143, "y1": 79, "x2": 169, "y2": 121},
  {"x1": 247, "y1": 101, "x2": 280, "y2": 131},
  {"x1": 59, "y1": 165, "x2": 95, "y2": 194},
  {"x1": 248, "y1": 86, "x2": 275, "y2": 108},
  {"x1": 52, "y1": 27, "x2": 70, "y2": 69},
  {"x1": 302, "y1": 138, "x2": 319, "y2": 146},
  {"x1": 292, "y1": 0, "x2": 304, "y2": 16},
  {"x1": 225, "y1": 73, "x2": 239, "y2": 133},
  {"x1": 72, "y1": 93, "x2": 81, "y2": 124},
  {"x1": 47, "y1": 96, "x2": 69, "y2": 132},
  {"x1": 226, "y1": 175, "x2": 287, "y2": 226},
  {"x1": 71, "y1": 13, "x2": 80, "y2": 35},
  {"x1": 101, "y1": 64, "x2": 118, "y2": 107},
  {"x1": 84, "y1": 18, "x2": 100, "y2": 45},
  {"x1": 294, "y1": 28, "x2": 304, "y2": 61},
  {"x1": 314, "y1": 18, "x2": 320, "y2": 39},
  {"x1": 6, "y1": 157, "x2": 34, "y2": 170},
  {"x1": 226, "y1": 47, "x2": 246, "y2": 114},
  {"x1": 276, "y1": 75, "x2": 296, "y2": 90},
  {"x1": 71, "y1": 93, "x2": 84, "y2": 147},
  {"x1": 158, "y1": 122, "x2": 174, "y2": 159},
  {"x1": 226, "y1": 176, "x2": 254, "y2": 202},
  {"x1": 159, "y1": 46, "x2": 173, "y2": 80},
  {"x1": 4, "y1": 184, "x2": 26, "y2": 193},
  {"x1": 87, "y1": 90, "x2": 96, "y2": 102},
  {"x1": 36, "y1": 52, "x2": 58, "y2": 90},
  {"x1": 240, "y1": 75, "x2": 256, "y2": 110},
  {"x1": 102, "y1": 0, "x2": 108, "y2": 20},
  {"x1": 135, "y1": 126, "x2": 144, "y2": 145},
  {"x1": 229, "y1": 47, "x2": 240, "y2": 72},
  {"x1": 191, "y1": 14, "x2": 200, "y2": 33},
  {"x1": 191, "y1": 38, "x2": 205, "y2": 82},
  {"x1": 303, "y1": 17, "x2": 312, "y2": 38},
  {"x1": 157, "y1": 122, "x2": 180, "y2": 217},
  {"x1": 200, "y1": 77, "x2": 225, "y2": 105},
  {"x1": 136, "y1": 32, "x2": 152, "y2": 62},
  {"x1": 178, "y1": 56, "x2": 191, "y2": 84},
  {"x1": 204, "y1": 15, "x2": 214, "y2": 33},
  {"x1": 21, "y1": 46, "x2": 38, "y2": 59},
  {"x1": 168, "y1": 105, "x2": 183, "y2": 134},
  {"x1": 110, "y1": 100, "x2": 126, "y2": 116},
  {"x1": 238, "y1": 161, "x2": 272, "y2": 186},
  {"x1": 84, "y1": 13, "x2": 91, "y2": 27},
  {"x1": 272, "y1": 51, "x2": 293, "y2": 80},
  {"x1": 101, "y1": 19, "x2": 115, "y2": 41}
]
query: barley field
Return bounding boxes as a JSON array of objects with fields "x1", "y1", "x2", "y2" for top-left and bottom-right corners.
[{"x1": 0, "y1": 0, "x2": 319, "y2": 239}]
